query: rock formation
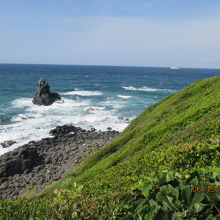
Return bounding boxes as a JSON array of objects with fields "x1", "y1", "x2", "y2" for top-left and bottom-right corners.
[
  {"x1": 32, "y1": 77, "x2": 61, "y2": 106},
  {"x1": 0, "y1": 140, "x2": 16, "y2": 148}
]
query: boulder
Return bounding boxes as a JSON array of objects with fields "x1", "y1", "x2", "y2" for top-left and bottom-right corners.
[
  {"x1": 32, "y1": 77, "x2": 61, "y2": 106},
  {"x1": 0, "y1": 140, "x2": 16, "y2": 148}
]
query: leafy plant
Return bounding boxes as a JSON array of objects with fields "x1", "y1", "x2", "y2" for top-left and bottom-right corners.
[{"x1": 123, "y1": 171, "x2": 220, "y2": 220}]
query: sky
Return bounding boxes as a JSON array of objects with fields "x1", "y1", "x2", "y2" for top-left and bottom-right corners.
[{"x1": 0, "y1": 0, "x2": 220, "y2": 68}]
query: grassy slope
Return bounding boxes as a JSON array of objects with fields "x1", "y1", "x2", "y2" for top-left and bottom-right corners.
[
  {"x1": 1, "y1": 75, "x2": 220, "y2": 219},
  {"x1": 44, "y1": 75, "x2": 220, "y2": 193}
]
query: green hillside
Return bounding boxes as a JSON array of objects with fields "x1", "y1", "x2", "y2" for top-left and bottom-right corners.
[{"x1": 1, "y1": 75, "x2": 220, "y2": 219}]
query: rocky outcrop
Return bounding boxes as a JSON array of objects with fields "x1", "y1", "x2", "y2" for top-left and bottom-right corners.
[
  {"x1": 0, "y1": 125, "x2": 119, "y2": 199},
  {"x1": 32, "y1": 77, "x2": 61, "y2": 106},
  {"x1": 0, "y1": 140, "x2": 16, "y2": 148}
]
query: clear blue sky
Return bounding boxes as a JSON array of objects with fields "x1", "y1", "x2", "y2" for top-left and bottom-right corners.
[{"x1": 1, "y1": 0, "x2": 220, "y2": 68}]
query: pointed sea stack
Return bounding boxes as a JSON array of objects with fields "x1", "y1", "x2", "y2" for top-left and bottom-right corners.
[{"x1": 32, "y1": 77, "x2": 61, "y2": 106}]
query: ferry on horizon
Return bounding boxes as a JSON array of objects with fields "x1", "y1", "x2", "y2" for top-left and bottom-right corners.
[{"x1": 170, "y1": 66, "x2": 180, "y2": 70}]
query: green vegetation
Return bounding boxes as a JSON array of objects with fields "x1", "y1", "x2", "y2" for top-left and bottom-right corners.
[{"x1": 1, "y1": 75, "x2": 220, "y2": 219}]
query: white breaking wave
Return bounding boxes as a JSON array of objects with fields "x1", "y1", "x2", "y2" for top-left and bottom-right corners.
[
  {"x1": 61, "y1": 90, "x2": 103, "y2": 96},
  {"x1": 102, "y1": 98, "x2": 127, "y2": 109},
  {"x1": 11, "y1": 113, "x2": 36, "y2": 122},
  {"x1": 84, "y1": 106, "x2": 106, "y2": 111},
  {"x1": 12, "y1": 97, "x2": 90, "y2": 112},
  {"x1": 122, "y1": 86, "x2": 173, "y2": 92},
  {"x1": 117, "y1": 95, "x2": 133, "y2": 99},
  {"x1": 0, "y1": 97, "x2": 130, "y2": 155}
]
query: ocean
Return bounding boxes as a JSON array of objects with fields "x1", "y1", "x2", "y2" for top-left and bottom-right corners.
[{"x1": 0, "y1": 64, "x2": 219, "y2": 155}]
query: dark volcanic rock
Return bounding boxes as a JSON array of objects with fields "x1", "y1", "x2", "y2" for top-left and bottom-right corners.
[
  {"x1": 0, "y1": 140, "x2": 16, "y2": 148},
  {"x1": 0, "y1": 125, "x2": 119, "y2": 199},
  {"x1": 32, "y1": 77, "x2": 61, "y2": 106},
  {"x1": 0, "y1": 147, "x2": 43, "y2": 178},
  {"x1": 50, "y1": 125, "x2": 79, "y2": 137}
]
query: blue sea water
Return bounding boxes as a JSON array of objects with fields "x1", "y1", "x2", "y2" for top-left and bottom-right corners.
[{"x1": 0, "y1": 64, "x2": 219, "y2": 155}]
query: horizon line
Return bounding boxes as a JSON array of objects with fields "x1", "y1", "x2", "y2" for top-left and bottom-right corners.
[{"x1": 0, "y1": 62, "x2": 220, "y2": 70}]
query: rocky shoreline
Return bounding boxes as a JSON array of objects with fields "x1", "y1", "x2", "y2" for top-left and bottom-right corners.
[{"x1": 0, "y1": 125, "x2": 119, "y2": 199}]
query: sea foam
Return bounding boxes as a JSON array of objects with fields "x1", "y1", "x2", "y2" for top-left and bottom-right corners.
[
  {"x1": 0, "y1": 97, "x2": 129, "y2": 155},
  {"x1": 61, "y1": 90, "x2": 103, "y2": 96},
  {"x1": 117, "y1": 95, "x2": 133, "y2": 99},
  {"x1": 122, "y1": 86, "x2": 173, "y2": 92}
]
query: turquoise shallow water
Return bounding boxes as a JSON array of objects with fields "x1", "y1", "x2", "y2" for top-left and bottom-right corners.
[{"x1": 0, "y1": 64, "x2": 219, "y2": 154}]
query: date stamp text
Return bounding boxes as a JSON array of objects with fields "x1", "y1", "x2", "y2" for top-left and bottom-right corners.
[{"x1": 192, "y1": 185, "x2": 220, "y2": 193}]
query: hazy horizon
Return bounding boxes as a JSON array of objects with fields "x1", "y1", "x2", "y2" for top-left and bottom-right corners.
[{"x1": 1, "y1": 62, "x2": 220, "y2": 70}]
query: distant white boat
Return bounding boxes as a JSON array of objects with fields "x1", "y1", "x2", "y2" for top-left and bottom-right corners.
[{"x1": 170, "y1": 67, "x2": 180, "y2": 70}]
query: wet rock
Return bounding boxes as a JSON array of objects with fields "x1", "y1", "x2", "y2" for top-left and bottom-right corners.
[
  {"x1": 0, "y1": 140, "x2": 16, "y2": 148},
  {"x1": 32, "y1": 77, "x2": 61, "y2": 106}
]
